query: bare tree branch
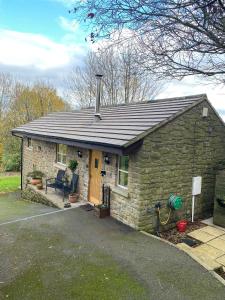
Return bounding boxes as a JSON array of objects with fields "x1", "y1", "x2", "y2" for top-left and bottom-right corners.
[
  {"x1": 72, "y1": 0, "x2": 225, "y2": 82},
  {"x1": 66, "y1": 46, "x2": 163, "y2": 108}
]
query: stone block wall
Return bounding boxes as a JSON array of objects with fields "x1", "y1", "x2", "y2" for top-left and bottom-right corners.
[
  {"x1": 138, "y1": 101, "x2": 225, "y2": 232},
  {"x1": 102, "y1": 151, "x2": 142, "y2": 229},
  {"x1": 22, "y1": 139, "x2": 141, "y2": 228},
  {"x1": 22, "y1": 100, "x2": 225, "y2": 232},
  {"x1": 22, "y1": 140, "x2": 89, "y2": 202}
]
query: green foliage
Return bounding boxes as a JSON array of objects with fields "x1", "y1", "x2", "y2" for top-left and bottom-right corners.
[
  {"x1": 0, "y1": 175, "x2": 20, "y2": 192},
  {"x1": 2, "y1": 152, "x2": 20, "y2": 172},
  {"x1": 68, "y1": 160, "x2": 78, "y2": 173},
  {"x1": 0, "y1": 80, "x2": 70, "y2": 172},
  {"x1": 0, "y1": 143, "x2": 3, "y2": 165},
  {"x1": 27, "y1": 170, "x2": 45, "y2": 179}
]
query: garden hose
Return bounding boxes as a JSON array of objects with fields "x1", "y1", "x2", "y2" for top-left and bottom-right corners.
[{"x1": 157, "y1": 207, "x2": 172, "y2": 225}]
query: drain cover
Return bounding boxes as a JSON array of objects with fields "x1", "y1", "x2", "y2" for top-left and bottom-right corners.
[{"x1": 180, "y1": 238, "x2": 198, "y2": 247}]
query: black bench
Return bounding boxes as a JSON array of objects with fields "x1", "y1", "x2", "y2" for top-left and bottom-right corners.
[{"x1": 45, "y1": 170, "x2": 66, "y2": 194}]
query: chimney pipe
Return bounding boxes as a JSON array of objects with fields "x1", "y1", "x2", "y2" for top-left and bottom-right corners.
[{"x1": 95, "y1": 74, "x2": 103, "y2": 120}]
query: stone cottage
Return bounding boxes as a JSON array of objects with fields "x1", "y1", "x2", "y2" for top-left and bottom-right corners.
[{"x1": 12, "y1": 94, "x2": 225, "y2": 232}]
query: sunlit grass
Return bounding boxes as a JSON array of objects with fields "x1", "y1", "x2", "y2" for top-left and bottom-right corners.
[{"x1": 0, "y1": 175, "x2": 20, "y2": 192}]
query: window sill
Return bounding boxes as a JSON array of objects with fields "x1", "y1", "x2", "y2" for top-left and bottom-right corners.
[
  {"x1": 112, "y1": 186, "x2": 129, "y2": 198},
  {"x1": 54, "y1": 162, "x2": 67, "y2": 170}
]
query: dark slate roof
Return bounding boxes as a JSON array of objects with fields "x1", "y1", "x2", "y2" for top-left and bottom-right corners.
[{"x1": 12, "y1": 94, "x2": 207, "y2": 153}]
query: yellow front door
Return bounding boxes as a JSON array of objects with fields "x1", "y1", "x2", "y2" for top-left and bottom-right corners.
[{"x1": 89, "y1": 150, "x2": 102, "y2": 205}]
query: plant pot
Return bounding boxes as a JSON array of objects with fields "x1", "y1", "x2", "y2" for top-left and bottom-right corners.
[
  {"x1": 176, "y1": 220, "x2": 188, "y2": 232},
  {"x1": 94, "y1": 206, "x2": 110, "y2": 218},
  {"x1": 36, "y1": 184, "x2": 43, "y2": 190},
  {"x1": 69, "y1": 193, "x2": 79, "y2": 203},
  {"x1": 31, "y1": 178, "x2": 42, "y2": 185}
]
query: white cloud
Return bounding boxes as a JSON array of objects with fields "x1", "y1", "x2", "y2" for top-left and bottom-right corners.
[
  {"x1": 157, "y1": 77, "x2": 225, "y2": 120},
  {"x1": 59, "y1": 16, "x2": 79, "y2": 33},
  {"x1": 0, "y1": 29, "x2": 84, "y2": 70},
  {"x1": 51, "y1": 0, "x2": 77, "y2": 7}
]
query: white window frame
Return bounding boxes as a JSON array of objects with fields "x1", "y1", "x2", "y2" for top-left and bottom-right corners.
[
  {"x1": 117, "y1": 155, "x2": 129, "y2": 189},
  {"x1": 56, "y1": 144, "x2": 67, "y2": 165}
]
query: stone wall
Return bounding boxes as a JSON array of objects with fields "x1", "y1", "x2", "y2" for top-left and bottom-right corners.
[
  {"x1": 213, "y1": 168, "x2": 225, "y2": 227},
  {"x1": 22, "y1": 139, "x2": 141, "y2": 228},
  {"x1": 22, "y1": 140, "x2": 89, "y2": 202},
  {"x1": 22, "y1": 100, "x2": 225, "y2": 232},
  {"x1": 138, "y1": 100, "x2": 225, "y2": 232},
  {"x1": 101, "y1": 151, "x2": 142, "y2": 229},
  {"x1": 22, "y1": 186, "x2": 59, "y2": 208}
]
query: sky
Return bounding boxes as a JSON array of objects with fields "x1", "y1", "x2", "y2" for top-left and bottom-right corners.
[
  {"x1": 0, "y1": 0, "x2": 87, "y2": 93},
  {"x1": 0, "y1": 0, "x2": 225, "y2": 118}
]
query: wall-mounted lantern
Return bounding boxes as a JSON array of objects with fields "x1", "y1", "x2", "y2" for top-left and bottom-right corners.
[
  {"x1": 104, "y1": 155, "x2": 110, "y2": 164},
  {"x1": 77, "y1": 150, "x2": 82, "y2": 158}
]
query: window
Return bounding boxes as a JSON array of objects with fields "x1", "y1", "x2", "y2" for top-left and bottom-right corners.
[
  {"x1": 95, "y1": 158, "x2": 99, "y2": 169},
  {"x1": 27, "y1": 138, "x2": 32, "y2": 148},
  {"x1": 118, "y1": 155, "x2": 129, "y2": 188},
  {"x1": 56, "y1": 144, "x2": 67, "y2": 165}
]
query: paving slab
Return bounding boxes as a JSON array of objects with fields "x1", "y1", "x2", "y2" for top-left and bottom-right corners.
[
  {"x1": 202, "y1": 218, "x2": 225, "y2": 232},
  {"x1": 200, "y1": 226, "x2": 225, "y2": 237},
  {"x1": 216, "y1": 255, "x2": 225, "y2": 267},
  {"x1": 208, "y1": 238, "x2": 225, "y2": 252},
  {"x1": 193, "y1": 244, "x2": 225, "y2": 260},
  {"x1": 189, "y1": 248, "x2": 221, "y2": 271},
  {"x1": 188, "y1": 229, "x2": 215, "y2": 243},
  {"x1": 219, "y1": 234, "x2": 225, "y2": 241},
  {"x1": 176, "y1": 242, "x2": 192, "y2": 253}
]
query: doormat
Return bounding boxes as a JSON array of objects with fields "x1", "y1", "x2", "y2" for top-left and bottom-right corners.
[{"x1": 81, "y1": 204, "x2": 94, "y2": 211}]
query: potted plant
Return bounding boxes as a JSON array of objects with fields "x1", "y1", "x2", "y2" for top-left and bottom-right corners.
[
  {"x1": 94, "y1": 204, "x2": 110, "y2": 218},
  {"x1": 36, "y1": 182, "x2": 44, "y2": 190},
  {"x1": 27, "y1": 170, "x2": 45, "y2": 186},
  {"x1": 68, "y1": 160, "x2": 79, "y2": 203},
  {"x1": 68, "y1": 159, "x2": 78, "y2": 174}
]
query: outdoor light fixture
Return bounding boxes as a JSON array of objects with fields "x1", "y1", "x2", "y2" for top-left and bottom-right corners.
[
  {"x1": 77, "y1": 150, "x2": 82, "y2": 158},
  {"x1": 104, "y1": 155, "x2": 110, "y2": 164}
]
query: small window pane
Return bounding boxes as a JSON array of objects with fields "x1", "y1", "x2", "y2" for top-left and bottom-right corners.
[
  {"x1": 119, "y1": 156, "x2": 129, "y2": 171},
  {"x1": 95, "y1": 159, "x2": 99, "y2": 169},
  {"x1": 57, "y1": 144, "x2": 67, "y2": 164},
  {"x1": 119, "y1": 171, "x2": 128, "y2": 187}
]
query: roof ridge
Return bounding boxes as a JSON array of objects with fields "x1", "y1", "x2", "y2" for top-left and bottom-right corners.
[
  {"x1": 68, "y1": 94, "x2": 207, "y2": 112},
  {"x1": 152, "y1": 93, "x2": 207, "y2": 103}
]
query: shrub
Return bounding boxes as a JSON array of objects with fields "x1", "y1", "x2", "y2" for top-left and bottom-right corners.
[
  {"x1": 68, "y1": 160, "x2": 78, "y2": 173},
  {"x1": 2, "y1": 153, "x2": 21, "y2": 172},
  {"x1": 27, "y1": 170, "x2": 45, "y2": 179}
]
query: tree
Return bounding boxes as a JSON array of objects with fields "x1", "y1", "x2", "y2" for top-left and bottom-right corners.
[
  {"x1": 66, "y1": 46, "x2": 162, "y2": 108},
  {"x1": 1, "y1": 81, "x2": 70, "y2": 171},
  {"x1": 72, "y1": 0, "x2": 225, "y2": 82}
]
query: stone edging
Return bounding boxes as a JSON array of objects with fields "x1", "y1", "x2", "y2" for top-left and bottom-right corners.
[
  {"x1": 140, "y1": 231, "x2": 225, "y2": 286},
  {"x1": 22, "y1": 187, "x2": 60, "y2": 209}
]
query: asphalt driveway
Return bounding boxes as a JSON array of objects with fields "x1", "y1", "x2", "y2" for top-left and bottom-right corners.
[
  {"x1": 0, "y1": 204, "x2": 224, "y2": 300},
  {"x1": 0, "y1": 192, "x2": 58, "y2": 224}
]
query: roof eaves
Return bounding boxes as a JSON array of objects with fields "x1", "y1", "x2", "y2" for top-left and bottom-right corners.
[
  {"x1": 12, "y1": 130, "x2": 125, "y2": 155},
  {"x1": 123, "y1": 95, "x2": 207, "y2": 148}
]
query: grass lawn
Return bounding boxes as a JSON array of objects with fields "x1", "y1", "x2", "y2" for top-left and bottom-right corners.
[{"x1": 0, "y1": 174, "x2": 20, "y2": 193}]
